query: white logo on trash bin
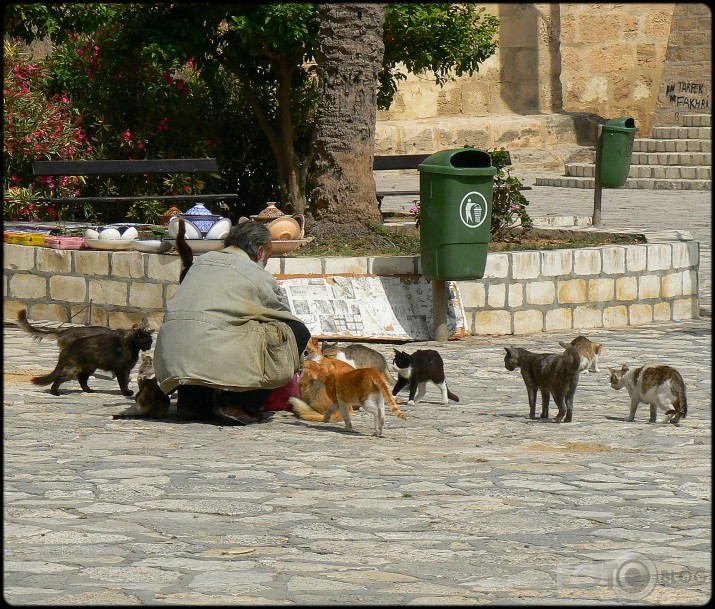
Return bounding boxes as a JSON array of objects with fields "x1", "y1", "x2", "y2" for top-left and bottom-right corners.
[{"x1": 459, "y1": 191, "x2": 488, "y2": 228}]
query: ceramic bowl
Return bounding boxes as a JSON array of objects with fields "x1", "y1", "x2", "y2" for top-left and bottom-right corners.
[
  {"x1": 205, "y1": 217, "x2": 232, "y2": 240},
  {"x1": 85, "y1": 228, "x2": 100, "y2": 240},
  {"x1": 167, "y1": 216, "x2": 202, "y2": 240},
  {"x1": 168, "y1": 239, "x2": 224, "y2": 254},
  {"x1": 120, "y1": 226, "x2": 139, "y2": 240},
  {"x1": 132, "y1": 239, "x2": 172, "y2": 254},
  {"x1": 99, "y1": 228, "x2": 122, "y2": 240},
  {"x1": 268, "y1": 216, "x2": 302, "y2": 241}
]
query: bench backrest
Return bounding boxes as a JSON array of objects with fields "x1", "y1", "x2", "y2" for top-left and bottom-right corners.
[
  {"x1": 373, "y1": 154, "x2": 431, "y2": 170},
  {"x1": 32, "y1": 158, "x2": 219, "y2": 176}
]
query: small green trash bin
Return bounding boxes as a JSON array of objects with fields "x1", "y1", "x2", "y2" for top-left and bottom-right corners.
[
  {"x1": 418, "y1": 147, "x2": 496, "y2": 280},
  {"x1": 599, "y1": 117, "x2": 638, "y2": 188}
]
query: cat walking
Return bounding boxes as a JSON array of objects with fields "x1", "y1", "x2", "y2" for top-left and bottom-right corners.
[
  {"x1": 504, "y1": 345, "x2": 581, "y2": 422},
  {"x1": 311, "y1": 366, "x2": 406, "y2": 436},
  {"x1": 609, "y1": 364, "x2": 688, "y2": 424},
  {"x1": 392, "y1": 349, "x2": 459, "y2": 405},
  {"x1": 32, "y1": 326, "x2": 154, "y2": 396}
]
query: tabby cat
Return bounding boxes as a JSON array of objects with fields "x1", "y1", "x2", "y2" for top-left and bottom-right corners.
[
  {"x1": 559, "y1": 335, "x2": 602, "y2": 373},
  {"x1": 17, "y1": 308, "x2": 112, "y2": 350},
  {"x1": 392, "y1": 349, "x2": 459, "y2": 405},
  {"x1": 32, "y1": 325, "x2": 154, "y2": 396},
  {"x1": 609, "y1": 364, "x2": 688, "y2": 424},
  {"x1": 504, "y1": 345, "x2": 581, "y2": 422},
  {"x1": 321, "y1": 341, "x2": 397, "y2": 385},
  {"x1": 312, "y1": 366, "x2": 406, "y2": 436},
  {"x1": 113, "y1": 376, "x2": 170, "y2": 420}
]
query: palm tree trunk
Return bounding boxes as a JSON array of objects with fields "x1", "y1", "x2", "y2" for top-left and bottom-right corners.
[{"x1": 310, "y1": 3, "x2": 386, "y2": 225}]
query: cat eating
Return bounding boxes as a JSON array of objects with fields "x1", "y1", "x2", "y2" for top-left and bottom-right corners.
[
  {"x1": 32, "y1": 325, "x2": 154, "y2": 396},
  {"x1": 392, "y1": 348, "x2": 459, "y2": 406},
  {"x1": 504, "y1": 344, "x2": 581, "y2": 422},
  {"x1": 559, "y1": 335, "x2": 602, "y2": 373},
  {"x1": 321, "y1": 341, "x2": 397, "y2": 386},
  {"x1": 609, "y1": 364, "x2": 688, "y2": 424}
]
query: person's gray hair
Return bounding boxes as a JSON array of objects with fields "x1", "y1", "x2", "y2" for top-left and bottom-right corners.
[{"x1": 223, "y1": 221, "x2": 271, "y2": 258}]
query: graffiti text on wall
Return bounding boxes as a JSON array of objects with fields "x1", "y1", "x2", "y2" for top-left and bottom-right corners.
[{"x1": 666, "y1": 82, "x2": 710, "y2": 110}]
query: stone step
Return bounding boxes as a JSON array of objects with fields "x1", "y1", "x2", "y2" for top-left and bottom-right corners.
[
  {"x1": 650, "y1": 126, "x2": 711, "y2": 139},
  {"x1": 535, "y1": 176, "x2": 712, "y2": 190},
  {"x1": 682, "y1": 114, "x2": 711, "y2": 127},
  {"x1": 565, "y1": 163, "x2": 712, "y2": 180},
  {"x1": 632, "y1": 138, "x2": 711, "y2": 153},
  {"x1": 630, "y1": 151, "x2": 712, "y2": 166}
]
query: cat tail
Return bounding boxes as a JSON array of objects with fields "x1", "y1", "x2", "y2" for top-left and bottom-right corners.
[
  {"x1": 176, "y1": 218, "x2": 194, "y2": 283},
  {"x1": 17, "y1": 309, "x2": 57, "y2": 342},
  {"x1": 382, "y1": 367, "x2": 398, "y2": 386},
  {"x1": 288, "y1": 396, "x2": 345, "y2": 422},
  {"x1": 447, "y1": 388, "x2": 460, "y2": 403},
  {"x1": 563, "y1": 345, "x2": 582, "y2": 373},
  {"x1": 375, "y1": 375, "x2": 406, "y2": 420},
  {"x1": 665, "y1": 382, "x2": 688, "y2": 422},
  {"x1": 31, "y1": 367, "x2": 60, "y2": 386}
]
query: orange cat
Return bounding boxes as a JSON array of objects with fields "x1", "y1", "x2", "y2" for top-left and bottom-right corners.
[
  {"x1": 312, "y1": 366, "x2": 406, "y2": 437},
  {"x1": 291, "y1": 337, "x2": 355, "y2": 422}
]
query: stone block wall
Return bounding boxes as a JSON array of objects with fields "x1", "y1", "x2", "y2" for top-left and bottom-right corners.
[{"x1": 3, "y1": 235, "x2": 699, "y2": 337}]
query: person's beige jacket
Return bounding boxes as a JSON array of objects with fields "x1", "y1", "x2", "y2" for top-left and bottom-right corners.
[{"x1": 154, "y1": 246, "x2": 302, "y2": 394}]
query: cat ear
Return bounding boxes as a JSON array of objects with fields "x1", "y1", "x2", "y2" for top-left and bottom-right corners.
[{"x1": 621, "y1": 364, "x2": 629, "y2": 372}]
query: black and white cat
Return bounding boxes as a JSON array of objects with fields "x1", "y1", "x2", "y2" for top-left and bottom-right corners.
[
  {"x1": 609, "y1": 364, "x2": 688, "y2": 424},
  {"x1": 392, "y1": 349, "x2": 459, "y2": 405}
]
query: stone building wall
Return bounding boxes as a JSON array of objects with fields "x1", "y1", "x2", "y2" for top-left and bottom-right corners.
[
  {"x1": 378, "y1": 3, "x2": 691, "y2": 140},
  {"x1": 652, "y1": 3, "x2": 712, "y2": 128}
]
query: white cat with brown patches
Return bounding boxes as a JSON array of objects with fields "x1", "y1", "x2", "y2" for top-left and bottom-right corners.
[
  {"x1": 559, "y1": 335, "x2": 602, "y2": 373},
  {"x1": 609, "y1": 364, "x2": 688, "y2": 424}
]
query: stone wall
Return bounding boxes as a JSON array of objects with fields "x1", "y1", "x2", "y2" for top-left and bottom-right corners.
[
  {"x1": 377, "y1": 3, "x2": 692, "y2": 150},
  {"x1": 3, "y1": 234, "x2": 699, "y2": 336},
  {"x1": 652, "y1": 3, "x2": 712, "y2": 128}
]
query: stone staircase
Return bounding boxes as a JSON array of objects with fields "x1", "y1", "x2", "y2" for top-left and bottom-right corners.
[{"x1": 535, "y1": 113, "x2": 711, "y2": 190}]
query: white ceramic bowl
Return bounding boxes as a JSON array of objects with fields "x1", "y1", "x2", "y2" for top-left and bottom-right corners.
[
  {"x1": 205, "y1": 217, "x2": 232, "y2": 240},
  {"x1": 99, "y1": 228, "x2": 122, "y2": 240},
  {"x1": 132, "y1": 239, "x2": 172, "y2": 253},
  {"x1": 168, "y1": 217, "x2": 202, "y2": 240},
  {"x1": 85, "y1": 228, "x2": 100, "y2": 240},
  {"x1": 121, "y1": 226, "x2": 139, "y2": 240}
]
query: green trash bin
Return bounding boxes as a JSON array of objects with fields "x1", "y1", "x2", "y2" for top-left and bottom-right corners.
[
  {"x1": 599, "y1": 117, "x2": 638, "y2": 188},
  {"x1": 418, "y1": 147, "x2": 496, "y2": 280}
]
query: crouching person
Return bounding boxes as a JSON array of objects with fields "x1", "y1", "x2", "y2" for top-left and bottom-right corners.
[{"x1": 154, "y1": 220, "x2": 311, "y2": 425}]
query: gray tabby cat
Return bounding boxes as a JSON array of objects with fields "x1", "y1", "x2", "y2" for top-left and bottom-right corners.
[
  {"x1": 609, "y1": 364, "x2": 688, "y2": 424},
  {"x1": 504, "y1": 345, "x2": 581, "y2": 422},
  {"x1": 321, "y1": 342, "x2": 397, "y2": 386}
]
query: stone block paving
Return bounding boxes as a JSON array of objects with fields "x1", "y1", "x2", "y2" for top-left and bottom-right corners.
[{"x1": 3, "y1": 316, "x2": 711, "y2": 605}]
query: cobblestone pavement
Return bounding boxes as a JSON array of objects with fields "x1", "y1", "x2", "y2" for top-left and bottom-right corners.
[
  {"x1": 3, "y1": 315, "x2": 711, "y2": 605},
  {"x1": 376, "y1": 169, "x2": 712, "y2": 316}
]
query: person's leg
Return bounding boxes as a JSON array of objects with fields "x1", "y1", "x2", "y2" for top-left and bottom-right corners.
[
  {"x1": 212, "y1": 388, "x2": 271, "y2": 425},
  {"x1": 283, "y1": 318, "x2": 311, "y2": 355},
  {"x1": 176, "y1": 385, "x2": 214, "y2": 420}
]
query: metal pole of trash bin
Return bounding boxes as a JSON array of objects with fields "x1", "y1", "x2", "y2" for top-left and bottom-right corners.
[
  {"x1": 432, "y1": 279, "x2": 449, "y2": 342},
  {"x1": 592, "y1": 124, "x2": 603, "y2": 227}
]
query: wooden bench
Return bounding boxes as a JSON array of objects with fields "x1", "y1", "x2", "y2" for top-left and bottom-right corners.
[
  {"x1": 32, "y1": 158, "x2": 239, "y2": 220},
  {"x1": 373, "y1": 151, "x2": 530, "y2": 220}
]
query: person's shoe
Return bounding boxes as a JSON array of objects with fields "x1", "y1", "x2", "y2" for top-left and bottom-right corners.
[{"x1": 213, "y1": 404, "x2": 256, "y2": 426}]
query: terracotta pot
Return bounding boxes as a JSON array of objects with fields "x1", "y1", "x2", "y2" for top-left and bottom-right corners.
[{"x1": 268, "y1": 215, "x2": 303, "y2": 240}]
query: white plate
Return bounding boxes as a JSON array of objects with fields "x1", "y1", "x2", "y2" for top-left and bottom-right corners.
[
  {"x1": 85, "y1": 238, "x2": 134, "y2": 251},
  {"x1": 167, "y1": 239, "x2": 225, "y2": 254},
  {"x1": 132, "y1": 240, "x2": 172, "y2": 253}
]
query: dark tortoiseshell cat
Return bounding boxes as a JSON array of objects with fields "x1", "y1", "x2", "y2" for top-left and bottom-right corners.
[
  {"x1": 32, "y1": 326, "x2": 154, "y2": 396},
  {"x1": 113, "y1": 353, "x2": 170, "y2": 419},
  {"x1": 504, "y1": 345, "x2": 581, "y2": 422}
]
